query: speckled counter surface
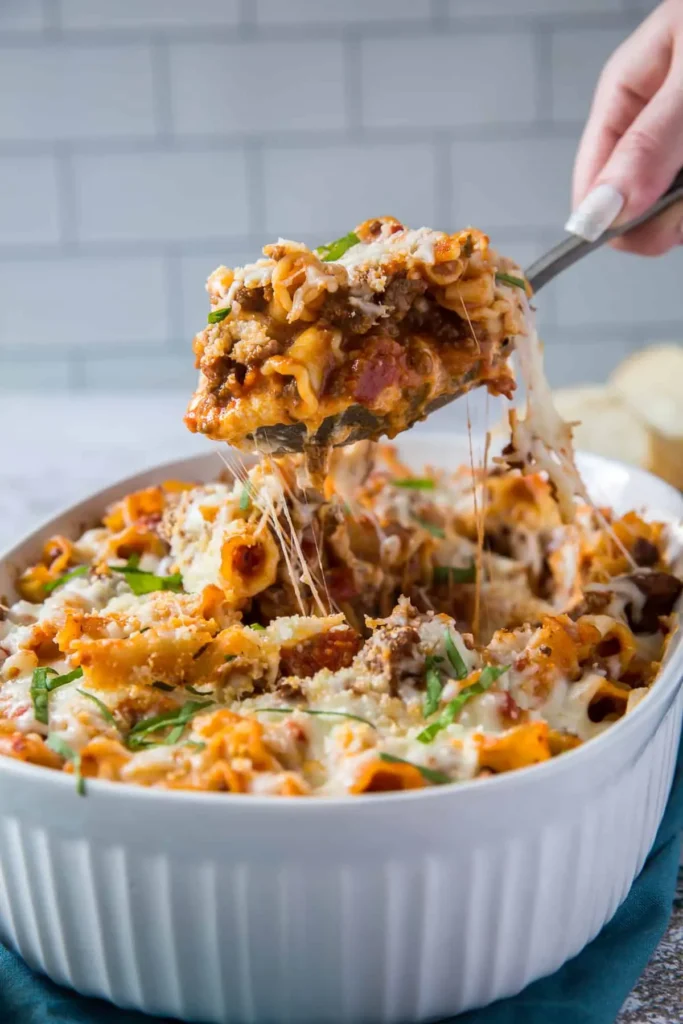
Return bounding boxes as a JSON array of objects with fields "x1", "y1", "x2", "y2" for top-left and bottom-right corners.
[{"x1": 0, "y1": 393, "x2": 681, "y2": 1024}]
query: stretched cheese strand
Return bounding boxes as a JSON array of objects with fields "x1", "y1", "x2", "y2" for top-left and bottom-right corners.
[
  {"x1": 508, "y1": 303, "x2": 635, "y2": 567},
  {"x1": 507, "y1": 303, "x2": 586, "y2": 522}
]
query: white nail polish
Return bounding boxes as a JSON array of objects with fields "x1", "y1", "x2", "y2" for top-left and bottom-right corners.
[{"x1": 564, "y1": 184, "x2": 625, "y2": 242}]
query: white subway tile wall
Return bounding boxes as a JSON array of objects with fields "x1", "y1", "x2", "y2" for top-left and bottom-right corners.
[
  {"x1": 0, "y1": 0, "x2": 672, "y2": 393},
  {"x1": 263, "y1": 143, "x2": 438, "y2": 236},
  {"x1": 74, "y1": 150, "x2": 251, "y2": 242},
  {"x1": 0, "y1": 156, "x2": 62, "y2": 245}
]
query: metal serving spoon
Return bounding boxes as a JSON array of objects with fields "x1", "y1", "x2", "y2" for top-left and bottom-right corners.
[
  {"x1": 526, "y1": 167, "x2": 683, "y2": 292},
  {"x1": 248, "y1": 169, "x2": 683, "y2": 454}
]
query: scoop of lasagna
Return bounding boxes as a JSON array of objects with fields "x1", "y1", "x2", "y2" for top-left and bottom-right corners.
[
  {"x1": 1, "y1": 445, "x2": 680, "y2": 797},
  {"x1": 185, "y1": 217, "x2": 527, "y2": 454}
]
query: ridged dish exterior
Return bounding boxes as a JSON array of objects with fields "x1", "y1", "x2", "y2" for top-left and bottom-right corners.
[{"x1": 0, "y1": 443, "x2": 681, "y2": 1024}]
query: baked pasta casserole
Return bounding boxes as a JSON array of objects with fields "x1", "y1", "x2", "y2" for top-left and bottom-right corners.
[
  {"x1": 1, "y1": 444, "x2": 680, "y2": 796},
  {"x1": 185, "y1": 217, "x2": 528, "y2": 454}
]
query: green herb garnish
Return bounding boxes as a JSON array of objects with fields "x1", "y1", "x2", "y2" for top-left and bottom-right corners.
[
  {"x1": 461, "y1": 234, "x2": 474, "y2": 258},
  {"x1": 423, "y1": 657, "x2": 443, "y2": 718},
  {"x1": 207, "y1": 306, "x2": 231, "y2": 324},
  {"x1": 377, "y1": 752, "x2": 450, "y2": 786},
  {"x1": 392, "y1": 478, "x2": 436, "y2": 490},
  {"x1": 445, "y1": 630, "x2": 468, "y2": 680},
  {"x1": 30, "y1": 667, "x2": 57, "y2": 725},
  {"x1": 110, "y1": 558, "x2": 183, "y2": 596},
  {"x1": 315, "y1": 231, "x2": 360, "y2": 262},
  {"x1": 152, "y1": 681, "x2": 175, "y2": 692},
  {"x1": 48, "y1": 667, "x2": 84, "y2": 690},
  {"x1": 77, "y1": 689, "x2": 118, "y2": 728},
  {"x1": 417, "y1": 664, "x2": 509, "y2": 743},
  {"x1": 239, "y1": 484, "x2": 252, "y2": 511},
  {"x1": 495, "y1": 272, "x2": 526, "y2": 291},
  {"x1": 185, "y1": 740, "x2": 207, "y2": 752},
  {"x1": 433, "y1": 563, "x2": 476, "y2": 585},
  {"x1": 224, "y1": 654, "x2": 237, "y2": 663},
  {"x1": 192, "y1": 643, "x2": 211, "y2": 661},
  {"x1": 255, "y1": 707, "x2": 376, "y2": 728},
  {"x1": 43, "y1": 565, "x2": 89, "y2": 594},
  {"x1": 126, "y1": 700, "x2": 213, "y2": 751},
  {"x1": 185, "y1": 684, "x2": 208, "y2": 695},
  {"x1": 31, "y1": 666, "x2": 83, "y2": 725},
  {"x1": 47, "y1": 734, "x2": 85, "y2": 796},
  {"x1": 413, "y1": 516, "x2": 445, "y2": 539},
  {"x1": 249, "y1": 623, "x2": 266, "y2": 632}
]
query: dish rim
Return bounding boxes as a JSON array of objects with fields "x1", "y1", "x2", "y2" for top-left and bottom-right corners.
[{"x1": 1, "y1": 441, "x2": 682, "y2": 810}]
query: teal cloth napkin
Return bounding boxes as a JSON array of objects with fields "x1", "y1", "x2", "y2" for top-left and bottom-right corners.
[{"x1": 1, "y1": 737, "x2": 682, "y2": 1024}]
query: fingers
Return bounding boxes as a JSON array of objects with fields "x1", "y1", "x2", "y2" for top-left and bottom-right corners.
[
  {"x1": 568, "y1": 71, "x2": 683, "y2": 245},
  {"x1": 568, "y1": 3, "x2": 682, "y2": 248},
  {"x1": 599, "y1": 71, "x2": 683, "y2": 219},
  {"x1": 572, "y1": 8, "x2": 671, "y2": 209},
  {"x1": 610, "y1": 197, "x2": 683, "y2": 256}
]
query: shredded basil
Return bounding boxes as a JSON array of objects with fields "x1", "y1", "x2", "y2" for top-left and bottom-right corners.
[
  {"x1": 224, "y1": 654, "x2": 237, "y2": 663},
  {"x1": 315, "y1": 231, "x2": 360, "y2": 262},
  {"x1": 417, "y1": 664, "x2": 509, "y2": 743},
  {"x1": 249, "y1": 623, "x2": 266, "y2": 632},
  {"x1": 377, "y1": 752, "x2": 450, "y2": 786},
  {"x1": 185, "y1": 683, "x2": 208, "y2": 695},
  {"x1": 207, "y1": 306, "x2": 231, "y2": 324},
  {"x1": 110, "y1": 558, "x2": 183, "y2": 596},
  {"x1": 31, "y1": 666, "x2": 83, "y2": 725},
  {"x1": 413, "y1": 516, "x2": 445, "y2": 539},
  {"x1": 47, "y1": 734, "x2": 85, "y2": 796},
  {"x1": 254, "y1": 707, "x2": 376, "y2": 728},
  {"x1": 434, "y1": 563, "x2": 476, "y2": 585},
  {"x1": 43, "y1": 565, "x2": 89, "y2": 595},
  {"x1": 423, "y1": 657, "x2": 443, "y2": 718},
  {"x1": 48, "y1": 667, "x2": 84, "y2": 691},
  {"x1": 239, "y1": 484, "x2": 252, "y2": 511},
  {"x1": 392, "y1": 478, "x2": 436, "y2": 490},
  {"x1": 495, "y1": 272, "x2": 526, "y2": 291},
  {"x1": 77, "y1": 689, "x2": 118, "y2": 728},
  {"x1": 126, "y1": 700, "x2": 213, "y2": 750},
  {"x1": 445, "y1": 631, "x2": 468, "y2": 681},
  {"x1": 30, "y1": 667, "x2": 57, "y2": 725}
]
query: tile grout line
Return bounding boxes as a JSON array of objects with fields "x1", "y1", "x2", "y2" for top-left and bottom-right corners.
[
  {"x1": 53, "y1": 142, "x2": 79, "y2": 251},
  {"x1": 343, "y1": 29, "x2": 363, "y2": 140},
  {"x1": 150, "y1": 37, "x2": 174, "y2": 141},
  {"x1": 244, "y1": 139, "x2": 266, "y2": 239},
  {"x1": 0, "y1": 11, "x2": 641, "y2": 48},
  {"x1": 533, "y1": 24, "x2": 554, "y2": 125}
]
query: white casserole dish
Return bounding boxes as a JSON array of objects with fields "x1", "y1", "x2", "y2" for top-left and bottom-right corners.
[{"x1": 0, "y1": 434, "x2": 681, "y2": 1024}]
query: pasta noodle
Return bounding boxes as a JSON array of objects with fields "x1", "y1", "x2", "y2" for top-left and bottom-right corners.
[
  {"x1": 185, "y1": 218, "x2": 526, "y2": 454},
  {"x1": 1, "y1": 443, "x2": 679, "y2": 797}
]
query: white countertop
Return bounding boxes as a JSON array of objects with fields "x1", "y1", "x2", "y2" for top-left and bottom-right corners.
[
  {"x1": 0, "y1": 391, "x2": 494, "y2": 551},
  {"x1": 0, "y1": 394, "x2": 207, "y2": 550}
]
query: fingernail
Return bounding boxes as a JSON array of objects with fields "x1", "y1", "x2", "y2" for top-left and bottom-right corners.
[{"x1": 565, "y1": 184, "x2": 625, "y2": 242}]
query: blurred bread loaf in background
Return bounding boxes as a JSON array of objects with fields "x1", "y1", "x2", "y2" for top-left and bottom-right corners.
[{"x1": 553, "y1": 343, "x2": 683, "y2": 491}]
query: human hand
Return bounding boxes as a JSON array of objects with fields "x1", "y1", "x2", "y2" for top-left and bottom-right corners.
[{"x1": 567, "y1": 0, "x2": 683, "y2": 255}]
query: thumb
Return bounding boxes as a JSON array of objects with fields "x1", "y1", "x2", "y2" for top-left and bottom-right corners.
[
  {"x1": 610, "y1": 196, "x2": 683, "y2": 256},
  {"x1": 566, "y1": 73, "x2": 683, "y2": 242}
]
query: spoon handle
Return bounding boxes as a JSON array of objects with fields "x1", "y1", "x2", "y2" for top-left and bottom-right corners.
[{"x1": 525, "y1": 167, "x2": 683, "y2": 294}]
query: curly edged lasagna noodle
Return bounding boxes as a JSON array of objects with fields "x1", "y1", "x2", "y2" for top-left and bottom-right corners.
[
  {"x1": 1, "y1": 445, "x2": 681, "y2": 797},
  {"x1": 185, "y1": 217, "x2": 528, "y2": 453}
]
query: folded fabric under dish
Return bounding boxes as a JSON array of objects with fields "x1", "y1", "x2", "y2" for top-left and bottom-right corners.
[{"x1": 1, "y1": 738, "x2": 681, "y2": 1024}]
